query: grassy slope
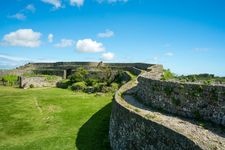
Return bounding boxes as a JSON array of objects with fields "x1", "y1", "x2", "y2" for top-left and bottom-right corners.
[{"x1": 0, "y1": 86, "x2": 112, "y2": 150}]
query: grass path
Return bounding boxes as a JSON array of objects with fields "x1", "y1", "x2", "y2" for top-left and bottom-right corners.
[{"x1": 0, "y1": 86, "x2": 112, "y2": 150}]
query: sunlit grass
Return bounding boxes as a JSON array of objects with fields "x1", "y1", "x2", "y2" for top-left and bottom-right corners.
[{"x1": 0, "y1": 86, "x2": 112, "y2": 150}]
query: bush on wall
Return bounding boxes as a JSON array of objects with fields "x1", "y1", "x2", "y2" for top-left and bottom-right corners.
[
  {"x1": 56, "y1": 79, "x2": 71, "y2": 89},
  {"x1": 69, "y1": 67, "x2": 88, "y2": 83},
  {"x1": 1, "y1": 74, "x2": 18, "y2": 86},
  {"x1": 71, "y1": 81, "x2": 87, "y2": 91}
]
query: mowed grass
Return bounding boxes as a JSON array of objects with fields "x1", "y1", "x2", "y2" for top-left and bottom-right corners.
[{"x1": 0, "y1": 86, "x2": 112, "y2": 150}]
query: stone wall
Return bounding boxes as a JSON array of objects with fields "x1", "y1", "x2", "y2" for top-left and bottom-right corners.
[
  {"x1": 0, "y1": 70, "x2": 10, "y2": 77},
  {"x1": 27, "y1": 62, "x2": 153, "y2": 70},
  {"x1": 20, "y1": 76, "x2": 62, "y2": 89},
  {"x1": 136, "y1": 71, "x2": 225, "y2": 127},
  {"x1": 126, "y1": 67, "x2": 142, "y2": 75},
  {"x1": 7, "y1": 62, "x2": 153, "y2": 79},
  {"x1": 109, "y1": 73, "x2": 202, "y2": 150},
  {"x1": 33, "y1": 69, "x2": 65, "y2": 77}
]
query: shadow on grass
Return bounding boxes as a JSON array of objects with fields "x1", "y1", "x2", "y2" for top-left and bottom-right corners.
[{"x1": 76, "y1": 102, "x2": 112, "y2": 150}]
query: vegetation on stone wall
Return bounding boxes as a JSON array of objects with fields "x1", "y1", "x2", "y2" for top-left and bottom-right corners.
[
  {"x1": 56, "y1": 79, "x2": 71, "y2": 89},
  {"x1": 56, "y1": 67, "x2": 129, "y2": 93},
  {"x1": 71, "y1": 81, "x2": 87, "y2": 91},
  {"x1": 161, "y1": 69, "x2": 175, "y2": 80},
  {"x1": 1, "y1": 74, "x2": 18, "y2": 86},
  {"x1": 161, "y1": 69, "x2": 225, "y2": 85},
  {"x1": 175, "y1": 74, "x2": 225, "y2": 85},
  {"x1": 69, "y1": 67, "x2": 88, "y2": 83}
]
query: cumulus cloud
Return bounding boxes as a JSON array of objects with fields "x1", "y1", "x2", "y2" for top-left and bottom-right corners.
[
  {"x1": 101, "y1": 52, "x2": 115, "y2": 61},
  {"x1": 76, "y1": 38, "x2": 105, "y2": 53},
  {"x1": 26, "y1": 4, "x2": 36, "y2": 13},
  {"x1": 70, "y1": 0, "x2": 84, "y2": 7},
  {"x1": 165, "y1": 52, "x2": 174, "y2": 56},
  {"x1": 8, "y1": 13, "x2": 26, "y2": 20},
  {"x1": 2, "y1": 29, "x2": 41, "y2": 48},
  {"x1": 48, "y1": 34, "x2": 54, "y2": 43},
  {"x1": 54, "y1": 39, "x2": 75, "y2": 48},
  {"x1": 98, "y1": 29, "x2": 114, "y2": 38},
  {"x1": 41, "y1": 0, "x2": 62, "y2": 8}
]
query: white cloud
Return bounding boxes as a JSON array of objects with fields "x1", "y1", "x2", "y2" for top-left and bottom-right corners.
[
  {"x1": 54, "y1": 39, "x2": 75, "y2": 48},
  {"x1": 101, "y1": 52, "x2": 115, "y2": 61},
  {"x1": 9, "y1": 13, "x2": 26, "y2": 20},
  {"x1": 0, "y1": 54, "x2": 57, "y2": 69},
  {"x1": 98, "y1": 29, "x2": 114, "y2": 38},
  {"x1": 76, "y1": 38, "x2": 105, "y2": 53},
  {"x1": 2, "y1": 29, "x2": 41, "y2": 48},
  {"x1": 48, "y1": 34, "x2": 54, "y2": 43},
  {"x1": 8, "y1": 4, "x2": 36, "y2": 21},
  {"x1": 0, "y1": 54, "x2": 29, "y2": 69},
  {"x1": 41, "y1": 0, "x2": 62, "y2": 8},
  {"x1": 70, "y1": 0, "x2": 84, "y2": 7},
  {"x1": 0, "y1": 54, "x2": 27, "y2": 62},
  {"x1": 26, "y1": 4, "x2": 36, "y2": 13},
  {"x1": 165, "y1": 52, "x2": 174, "y2": 56}
]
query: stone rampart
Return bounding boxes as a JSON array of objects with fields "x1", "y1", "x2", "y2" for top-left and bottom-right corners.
[
  {"x1": 109, "y1": 71, "x2": 203, "y2": 149},
  {"x1": 109, "y1": 98, "x2": 202, "y2": 150},
  {"x1": 109, "y1": 64, "x2": 225, "y2": 149},
  {"x1": 136, "y1": 70, "x2": 225, "y2": 127},
  {"x1": 20, "y1": 76, "x2": 62, "y2": 89}
]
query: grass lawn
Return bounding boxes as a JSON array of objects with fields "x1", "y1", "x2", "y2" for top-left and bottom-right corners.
[{"x1": 0, "y1": 86, "x2": 112, "y2": 150}]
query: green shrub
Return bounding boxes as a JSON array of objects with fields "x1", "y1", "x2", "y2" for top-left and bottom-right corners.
[
  {"x1": 162, "y1": 69, "x2": 175, "y2": 80},
  {"x1": 30, "y1": 84, "x2": 34, "y2": 88},
  {"x1": 203, "y1": 80, "x2": 212, "y2": 85},
  {"x1": 187, "y1": 76, "x2": 197, "y2": 82},
  {"x1": 56, "y1": 79, "x2": 71, "y2": 89},
  {"x1": 93, "y1": 83, "x2": 105, "y2": 92},
  {"x1": 114, "y1": 71, "x2": 131, "y2": 86},
  {"x1": 102, "y1": 66, "x2": 113, "y2": 85},
  {"x1": 71, "y1": 82, "x2": 87, "y2": 91},
  {"x1": 86, "y1": 78, "x2": 98, "y2": 86},
  {"x1": 111, "y1": 83, "x2": 119, "y2": 91},
  {"x1": 69, "y1": 67, "x2": 88, "y2": 83},
  {"x1": 2, "y1": 74, "x2": 18, "y2": 86},
  {"x1": 101, "y1": 84, "x2": 118, "y2": 93}
]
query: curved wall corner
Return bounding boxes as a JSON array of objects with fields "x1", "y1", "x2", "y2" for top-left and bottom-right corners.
[{"x1": 109, "y1": 99, "x2": 201, "y2": 150}]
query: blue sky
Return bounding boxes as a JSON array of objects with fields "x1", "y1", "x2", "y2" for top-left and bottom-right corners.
[{"x1": 0, "y1": 0, "x2": 225, "y2": 76}]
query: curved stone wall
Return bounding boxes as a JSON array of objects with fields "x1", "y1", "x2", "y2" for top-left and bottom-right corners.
[
  {"x1": 109, "y1": 65, "x2": 225, "y2": 149},
  {"x1": 136, "y1": 74, "x2": 225, "y2": 126},
  {"x1": 109, "y1": 81, "x2": 202, "y2": 150}
]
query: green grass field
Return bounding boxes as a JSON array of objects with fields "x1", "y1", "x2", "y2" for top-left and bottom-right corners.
[{"x1": 0, "y1": 86, "x2": 112, "y2": 150}]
